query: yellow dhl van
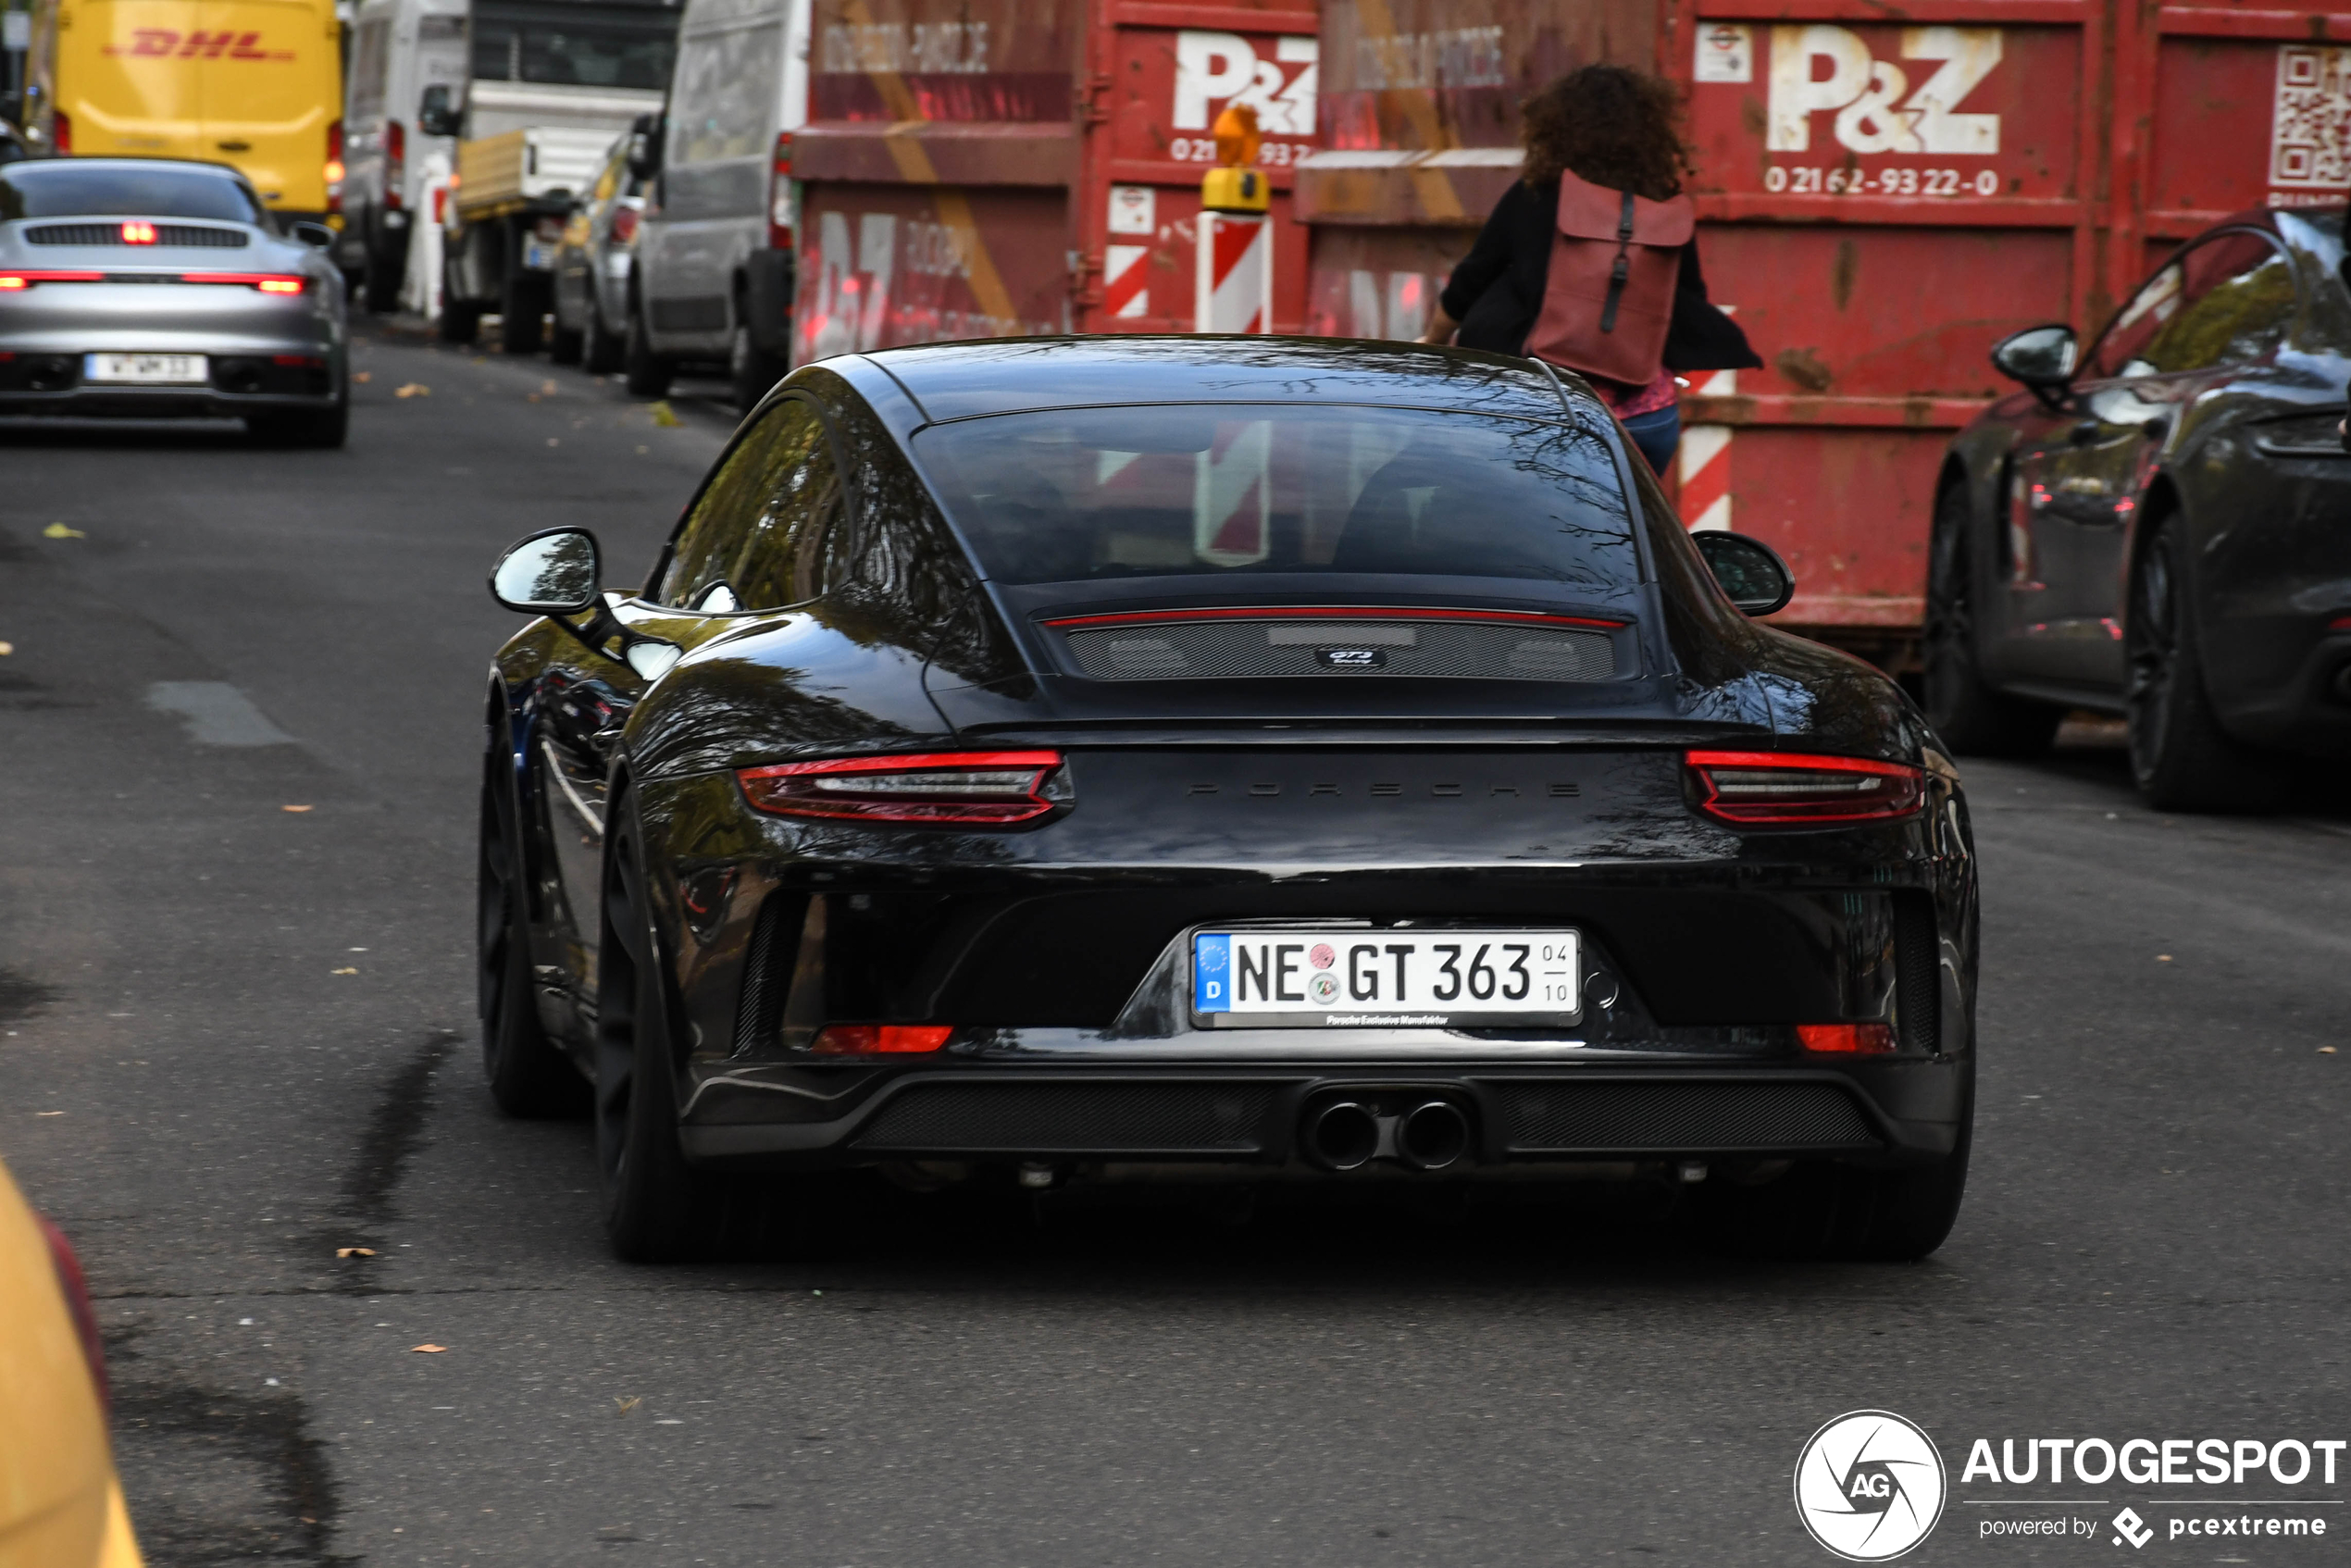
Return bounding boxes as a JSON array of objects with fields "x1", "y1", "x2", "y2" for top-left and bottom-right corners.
[{"x1": 24, "y1": 0, "x2": 344, "y2": 223}]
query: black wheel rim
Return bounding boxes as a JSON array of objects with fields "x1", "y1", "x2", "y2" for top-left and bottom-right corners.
[{"x1": 2125, "y1": 531, "x2": 2178, "y2": 782}]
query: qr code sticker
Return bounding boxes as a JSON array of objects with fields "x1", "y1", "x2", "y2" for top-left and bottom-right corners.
[{"x1": 2271, "y1": 44, "x2": 2351, "y2": 189}]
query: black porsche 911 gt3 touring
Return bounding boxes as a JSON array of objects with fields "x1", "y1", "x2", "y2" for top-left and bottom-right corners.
[{"x1": 479, "y1": 337, "x2": 1978, "y2": 1263}]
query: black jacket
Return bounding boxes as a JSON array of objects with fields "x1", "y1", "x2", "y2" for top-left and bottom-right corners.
[{"x1": 1439, "y1": 179, "x2": 1762, "y2": 372}]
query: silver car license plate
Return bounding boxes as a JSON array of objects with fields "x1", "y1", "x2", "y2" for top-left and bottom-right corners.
[
  {"x1": 1192, "y1": 929, "x2": 1581, "y2": 1027},
  {"x1": 85, "y1": 353, "x2": 207, "y2": 385}
]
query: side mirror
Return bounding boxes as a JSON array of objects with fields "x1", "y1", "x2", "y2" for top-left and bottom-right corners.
[
  {"x1": 288, "y1": 219, "x2": 334, "y2": 247},
  {"x1": 1694, "y1": 529, "x2": 1796, "y2": 617},
  {"x1": 417, "y1": 84, "x2": 462, "y2": 139},
  {"x1": 1991, "y1": 323, "x2": 2078, "y2": 390},
  {"x1": 491, "y1": 528, "x2": 603, "y2": 616}
]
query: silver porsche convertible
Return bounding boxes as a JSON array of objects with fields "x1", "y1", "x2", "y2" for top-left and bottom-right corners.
[{"x1": 0, "y1": 157, "x2": 348, "y2": 446}]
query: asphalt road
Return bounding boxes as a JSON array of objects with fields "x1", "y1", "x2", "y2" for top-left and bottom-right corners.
[{"x1": 2, "y1": 334, "x2": 2347, "y2": 1567}]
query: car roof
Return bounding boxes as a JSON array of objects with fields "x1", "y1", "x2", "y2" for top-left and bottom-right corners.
[
  {"x1": 4, "y1": 156, "x2": 252, "y2": 180},
  {"x1": 858, "y1": 336, "x2": 1594, "y2": 426}
]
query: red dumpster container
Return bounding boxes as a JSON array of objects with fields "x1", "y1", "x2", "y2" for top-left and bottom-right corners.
[
  {"x1": 1299, "y1": 0, "x2": 2350, "y2": 668},
  {"x1": 791, "y1": 0, "x2": 1318, "y2": 364}
]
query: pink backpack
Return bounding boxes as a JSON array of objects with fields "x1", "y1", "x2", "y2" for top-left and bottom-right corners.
[{"x1": 1524, "y1": 171, "x2": 1694, "y2": 387}]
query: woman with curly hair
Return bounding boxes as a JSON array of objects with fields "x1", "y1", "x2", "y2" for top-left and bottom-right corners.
[{"x1": 1418, "y1": 63, "x2": 1760, "y2": 472}]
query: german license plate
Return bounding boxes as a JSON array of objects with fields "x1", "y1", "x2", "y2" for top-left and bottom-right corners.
[
  {"x1": 1192, "y1": 929, "x2": 1580, "y2": 1027},
  {"x1": 85, "y1": 353, "x2": 207, "y2": 385},
  {"x1": 522, "y1": 239, "x2": 555, "y2": 270}
]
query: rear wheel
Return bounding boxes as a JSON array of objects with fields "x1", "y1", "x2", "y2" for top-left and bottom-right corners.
[
  {"x1": 728, "y1": 310, "x2": 787, "y2": 413},
  {"x1": 479, "y1": 735, "x2": 590, "y2": 1118},
  {"x1": 596, "y1": 786, "x2": 726, "y2": 1261},
  {"x1": 2125, "y1": 517, "x2": 2281, "y2": 812},
  {"x1": 1922, "y1": 480, "x2": 2061, "y2": 756},
  {"x1": 1692, "y1": 1093, "x2": 1972, "y2": 1262},
  {"x1": 622, "y1": 300, "x2": 672, "y2": 399},
  {"x1": 439, "y1": 288, "x2": 482, "y2": 345},
  {"x1": 582, "y1": 305, "x2": 624, "y2": 374},
  {"x1": 362, "y1": 238, "x2": 404, "y2": 313},
  {"x1": 549, "y1": 317, "x2": 585, "y2": 366},
  {"x1": 500, "y1": 270, "x2": 549, "y2": 355},
  {"x1": 245, "y1": 400, "x2": 348, "y2": 449}
]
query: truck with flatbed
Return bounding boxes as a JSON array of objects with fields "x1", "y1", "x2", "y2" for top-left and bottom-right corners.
[{"x1": 427, "y1": 0, "x2": 679, "y2": 351}]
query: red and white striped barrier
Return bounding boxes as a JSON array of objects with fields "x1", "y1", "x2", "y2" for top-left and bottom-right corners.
[
  {"x1": 1678, "y1": 308, "x2": 1739, "y2": 531},
  {"x1": 1195, "y1": 210, "x2": 1271, "y2": 334},
  {"x1": 1104, "y1": 184, "x2": 1152, "y2": 321}
]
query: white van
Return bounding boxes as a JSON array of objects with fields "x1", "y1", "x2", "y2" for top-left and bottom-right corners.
[
  {"x1": 340, "y1": 0, "x2": 469, "y2": 311},
  {"x1": 626, "y1": 0, "x2": 808, "y2": 408}
]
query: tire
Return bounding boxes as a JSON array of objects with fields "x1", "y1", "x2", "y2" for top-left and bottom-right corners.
[
  {"x1": 623, "y1": 300, "x2": 672, "y2": 399},
  {"x1": 362, "y1": 240, "x2": 404, "y2": 314},
  {"x1": 479, "y1": 732, "x2": 591, "y2": 1118},
  {"x1": 582, "y1": 305, "x2": 624, "y2": 375},
  {"x1": 728, "y1": 311, "x2": 787, "y2": 413},
  {"x1": 245, "y1": 399, "x2": 348, "y2": 449},
  {"x1": 595, "y1": 785, "x2": 726, "y2": 1261},
  {"x1": 549, "y1": 318, "x2": 585, "y2": 366},
  {"x1": 439, "y1": 294, "x2": 482, "y2": 345},
  {"x1": 1922, "y1": 480, "x2": 2062, "y2": 756},
  {"x1": 1692, "y1": 1123, "x2": 1972, "y2": 1263},
  {"x1": 2124, "y1": 517, "x2": 2282, "y2": 812},
  {"x1": 500, "y1": 270, "x2": 548, "y2": 355}
]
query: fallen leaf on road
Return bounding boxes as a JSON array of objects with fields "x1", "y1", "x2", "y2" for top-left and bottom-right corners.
[
  {"x1": 2323, "y1": 1047, "x2": 2338, "y2": 1054},
  {"x1": 35, "y1": 1111, "x2": 64, "y2": 1117},
  {"x1": 331, "y1": 966, "x2": 358, "y2": 975},
  {"x1": 615, "y1": 1396, "x2": 641, "y2": 1413},
  {"x1": 337, "y1": 1247, "x2": 378, "y2": 1258},
  {"x1": 0, "y1": 642, "x2": 13, "y2": 656},
  {"x1": 353, "y1": 371, "x2": 372, "y2": 383},
  {"x1": 546, "y1": 437, "x2": 559, "y2": 447},
  {"x1": 411, "y1": 1344, "x2": 447, "y2": 1353},
  {"x1": 281, "y1": 804, "x2": 313, "y2": 813},
  {"x1": 43, "y1": 522, "x2": 85, "y2": 539},
  {"x1": 541, "y1": 380, "x2": 556, "y2": 395},
  {"x1": 2157, "y1": 954, "x2": 2172, "y2": 962},
  {"x1": 649, "y1": 401, "x2": 681, "y2": 427},
  {"x1": 394, "y1": 383, "x2": 430, "y2": 398}
]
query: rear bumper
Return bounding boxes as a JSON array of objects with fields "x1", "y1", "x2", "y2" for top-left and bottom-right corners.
[
  {"x1": 678, "y1": 1057, "x2": 1969, "y2": 1173},
  {"x1": 0, "y1": 381, "x2": 341, "y2": 417}
]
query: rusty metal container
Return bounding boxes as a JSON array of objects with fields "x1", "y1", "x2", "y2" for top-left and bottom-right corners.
[
  {"x1": 1299, "y1": 0, "x2": 2351, "y2": 666},
  {"x1": 790, "y1": 0, "x2": 1318, "y2": 362}
]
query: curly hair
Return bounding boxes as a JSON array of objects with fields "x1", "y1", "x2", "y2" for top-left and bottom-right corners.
[{"x1": 1519, "y1": 64, "x2": 1691, "y2": 201}]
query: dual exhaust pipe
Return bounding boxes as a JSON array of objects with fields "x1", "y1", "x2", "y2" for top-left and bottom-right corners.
[{"x1": 1302, "y1": 1098, "x2": 1472, "y2": 1173}]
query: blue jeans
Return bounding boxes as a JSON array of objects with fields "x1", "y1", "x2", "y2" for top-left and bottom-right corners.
[{"x1": 1620, "y1": 404, "x2": 1681, "y2": 475}]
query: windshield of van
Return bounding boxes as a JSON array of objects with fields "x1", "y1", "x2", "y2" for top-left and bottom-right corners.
[
  {"x1": 471, "y1": 1, "x2": 678, "y2": 90},
  {"x1": 913, "y1": 404, "x2": 1637, "y2": 593},
  {"x1": 0, "y1": 165, "x2": 264, "y2": 223}
]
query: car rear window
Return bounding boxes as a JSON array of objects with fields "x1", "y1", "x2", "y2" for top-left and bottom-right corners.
[
  {"x1": 913, "y1": 404, "x2": 1637, "y2": 592},
  {"x1": 0, "y1": 166, "x2": 264, "y2": 223}
]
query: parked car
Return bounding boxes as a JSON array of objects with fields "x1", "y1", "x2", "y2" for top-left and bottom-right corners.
[
  {"x1": 550, "y1": 118, "x2": 653, "y2": 373},
  {"x1": 0, "y1": 1155, "x2": 144, "y2": 1567},
  {"x1": 626, "y1": 0, "x2": 805, "y2": 408},
  {"x1": 1928, "y1": 207, "x2": 2351, "y2": 810},
  {"x1": 337, "y1": 0, "x2": 468, "y2": 312},
  {"x1": 0, "y1": 158, "x2": 350, "y2": 445},
  {"x1": 477, "y1": 336, "x2": 1979, "y2": 1265}
]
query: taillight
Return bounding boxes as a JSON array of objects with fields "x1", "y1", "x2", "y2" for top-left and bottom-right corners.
[
  {"x1": 431, "y1": 185, "x2": 449, "y2": 224},
  {"x1": 766, "y1": 131, "x2": 793, "y2": 250},
  {"x1": 610, "y1": 205, "x2": 640, "y2": 244},
  {"x1": 52, "y1": 111, "x2": 70, "y2": 154},
  {"x1": 326, "y1": 118, "x2": 345, "y2": 211},
  {"x1": 180, "y1": 273, "x2": 308, "y2": 293},
  {"x1": 121, "y1": 221, "x2": 157, "y2": 244},
  {"x1": 812, "y1": 1024, "x2": 952, "y2": 1054},
  {"x1": 384, "y1": 119, "x2": 406, "y2": 209},
  {"x1": 738, "y1": 751, "x2": 1067, "y2": 825},
  {"x1": 1798, "y1": 1023, "x2": 1896, "y2": 1054},
  {"x1": 0, "y1": 270, "x2": 106, "y2": 289},
  {"x1": 38, "y1": 1217, "x2": 108, "y2": 1410},
  {"x1": 1685, "y1": 751, "x2": 1926, "y2": 826}
]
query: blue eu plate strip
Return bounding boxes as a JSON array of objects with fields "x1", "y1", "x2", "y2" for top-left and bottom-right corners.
[{"x1": 1192, "y1": 932, "x2": 1230, "y2": 1014}]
